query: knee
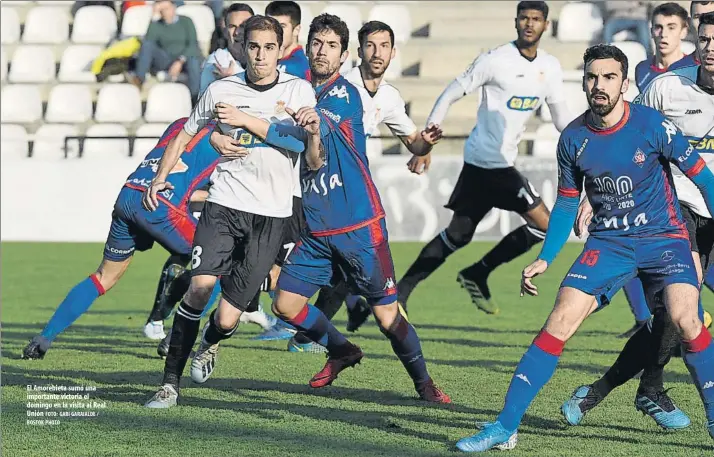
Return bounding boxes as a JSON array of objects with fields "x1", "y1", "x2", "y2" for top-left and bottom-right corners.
[
  {"x1": 185, "y1": 276, "x2": 217, "y2": 307},
  {"x1": 373, "y1": 303, "x2": 399, "y2": 332},
  {"x1": 214, "y1": 304, "x2": 239, "y2": 331},
  {"x1": 669, "y1": 306, "x2": 701, "y2": 338},
  {"x1": 442, "y1": 227, "x2": 471, "y2": 251}
]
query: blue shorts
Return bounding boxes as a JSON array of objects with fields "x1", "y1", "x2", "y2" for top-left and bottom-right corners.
[
  {"x1": 561, "y1": 235, "x2": 698, "y2": 307},
  {"x1": 103, "y1": 187, "x2": 196, "y2": 261},
  {"x1": 278, "y1": 218, "x2": 397, "y2": 306}
]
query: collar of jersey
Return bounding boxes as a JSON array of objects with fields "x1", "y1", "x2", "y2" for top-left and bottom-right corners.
[
  {"x1": 244, "y1": 71, "x2": 280, "y2": 92},
  {"x1": 585, "y1": 102, "x2": 631, "y2": 135},
  {"x1": 315, "y1": 73, "x2": 342, "y2": 97}
]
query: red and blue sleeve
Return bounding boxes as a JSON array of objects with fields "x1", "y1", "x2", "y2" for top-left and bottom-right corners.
[
  {"x1": 537, "y1": 137, "x2": 582, "y2": 264},
  {"x1": 665, "y1": 123, "x2": 714, "y2": 216}
]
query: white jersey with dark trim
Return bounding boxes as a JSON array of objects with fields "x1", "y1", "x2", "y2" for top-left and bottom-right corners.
[
  {"x1": 635, "y1": 65, "x2": 714, "y2": 218},
  {"x1": 456, "y1": 42, "x2": 565, "y2": 169}
]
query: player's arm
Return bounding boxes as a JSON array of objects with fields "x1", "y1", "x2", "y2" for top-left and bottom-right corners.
[
  {"x1": 663, "y1": 121, "x2": 714, "y2": 213},
  {"x1": 544, "y1": 62, "x2": 575, "y2": 132}
]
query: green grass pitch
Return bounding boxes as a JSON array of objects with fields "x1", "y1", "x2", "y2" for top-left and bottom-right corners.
[{"x1": 1, "y1": 242, "x2": 712, "y2": 456}]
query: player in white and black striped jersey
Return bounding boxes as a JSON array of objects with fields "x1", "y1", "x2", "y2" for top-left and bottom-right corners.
[{"x1": 397, "y1": 1, "x2": 574, "y2": 315}]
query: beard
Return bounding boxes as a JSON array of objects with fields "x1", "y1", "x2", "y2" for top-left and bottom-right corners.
[
  {"x1": 588, "y1": 91, "x2": 620, "y2": 116},
  {"x1": 309, "y1": 60, "x2": 340, "y2": 81}
]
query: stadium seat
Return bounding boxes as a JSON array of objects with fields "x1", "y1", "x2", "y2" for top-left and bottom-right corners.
[
  {"x1": 298, "y1": 4, "x2": 314, "y2": 44},
  {"x1": 58, "y1": 45, "x2": 102, "y2": 83},
  {"x1": 557, "y1": 2, "x2": 604, "y2": 43},
  {"x1": 95, "y1": 84, "x2": 143, "y2": 123},
  {"x1": 144, "y1": 83, "x2": 193, "y2": 123},
  {"x1": 1, "y1": 85, "x2": 43, "y2": 124},
  {"x1": 23, "y1": 6, "x2": 70, "y2": 44},
  {"x1": 32, "y1": 124, "x2": 81, "y2": 159},
  {"x1": 45, "y1": 85, "x2": 94, "y2": 124},
  {"x1": 532, "y1": 123, "x2": 559, "y2": 158},
  {"x1": 72, "y1": 6, "x2": 119, "y2": 44},
  {"x1": 367, "y1": 4, "x2": 412, "y2": 43},
  {"x1": 121, "y1": 4, "x2": 153, "y2": 37},
  {"x1": 1, "y1": 47, "x2": 7, "y2": 82},
  {"x1": 322, "y1": 3, "x2": 362, "y2": 43},
  {"x1": 0, "y1": 124, "x2": 30, "y2": 159},
  {"x1": 1, "y1": 7, "x2": 21, "y2": 45},
  {"x1": 83, "y1": 124, "x2": 131, "y2": 159},
  {"x1": 8, "y1": 45, "x2": 56, "y2": 83},
  {"x1": 177, "y1": 4, "x2": 215, "y2": 44},
  {"x1": 612, "y1": 42, "x2": 646, "y2": 80},
  {"x1": 134, "y1": 123, "x2": 171, "y2": 157}
]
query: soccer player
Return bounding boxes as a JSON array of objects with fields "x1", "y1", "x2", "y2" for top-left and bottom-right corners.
[
  {"x1": 455, "y1": 44, "x2": 714, "y2": 452},
  {"x1": 21, "y1": 119, "x2": 227, "y2": 360},
  {"x1": 267, "y1": 1, "x2": 310, "y2": 80},
  {"x1": 633, "y1": 2, "x2": 694, "y2": 92},
  {"x1": 144, "y1": 15, "x2": 317, "y2": 408},
  {"x1": 279, "y1": 20, "x2": 444, "y2": 342},
  {"x1": 396, "y1": 1, "x2": 573, "y2": 315},
  {"x1": 560, "y1": 12, "x2": 714, "y2": 432}
]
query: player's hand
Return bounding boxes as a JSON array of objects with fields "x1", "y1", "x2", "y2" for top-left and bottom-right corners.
[
  {"x1": 168, "y1": 60, "x2": 184, "y2": 80},
  {"x1": 286, "y1": 106, "x2": 320, "y2": 130},
  {"x1": 213, "y1": 60, "x2": 237, "y2": 78},
  {"x1": 574, "y1": 198, "x2": 593, "y2": 238},
  {"x1": 143, "y1": 180, "x2": 174, "y2": 212},
  {"x1": 521, "y1": 259, "x2": 548, "y2": 297},
  {"x1": 407, "y1": 153, "x2": 431, "y2": 175},
  {"x1": 209, "y1": 131, "x2": 249, "y2": 159},
  {"x1": 214, "y1": 103, "x2": 248, "y2": 127},
  {"x1": 421, "y1": 123, "x2": 443, "y2": 145}
]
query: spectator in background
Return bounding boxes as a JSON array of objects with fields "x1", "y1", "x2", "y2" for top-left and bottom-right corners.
[
  {"x1": 200, "y1": 3, "x2": 254, "y2": 96},
  {"x1": 266, "y1": 1, "x2": 311, "y2": 80},
  {"x1": 602, "y1": 1, "x2": 652, "y2": 56},
  {"x1": 126, "y1": 0, "x2": 202, "y2": 103},
  {"x1": 72, "y1": 1, "x2": 115, "y2": 16}
]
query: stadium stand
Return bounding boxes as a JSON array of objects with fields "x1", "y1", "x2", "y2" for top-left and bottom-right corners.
[
  {"x1": 84, "y1": 123, "x2": 131, "y2": 158},
  {"x1": 9, "y1": 45, "x2": 56, "y2": 83},
  {"x1": 32, "y1": 123, "x2": 81, "y2": 159},
  {"x1": 45, "y1": 84, "x2": 94, "y2": 124},
  {"x1": 71, "y1": 5, "x2": 119, "y2": 44},
  {"x1": 95, "y1": 83, "x2": 143, "y2": 123},
  {"x1": 58, "y1": 45, "x2": 103, "y2": 82}
]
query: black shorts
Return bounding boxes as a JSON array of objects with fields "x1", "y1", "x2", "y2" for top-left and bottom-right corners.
[
  {"x1": 681, "y1": 204, "x2": 714, "y2": 271},
  {"x1": 191, "y1": 201, "x2": 287, "y2": 311},
  {"x1": 275, "y1": 196, "x2": 306, "y2": 267},
  {"x1": 446, "y1": 163, "x2": 542, "y2": 217}
]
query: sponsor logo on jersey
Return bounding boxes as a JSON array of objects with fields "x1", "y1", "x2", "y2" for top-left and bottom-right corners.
[
  {"x1": 506, "y1": 96, "x2": 540, "y2": 111},
  {"x1": 328, "y1": 85, "x2": 350, "y2": 103},
  {"x1": 661, "y1": 250, "x2": 674, "y2": 262},
  {"x1": 685, "y1": 109, "x2": 703, "y2": 115},
  {"x1": 689, "y1": 137, "x2": 714, "y2": 153},
  {"x1": 677, "y1": 143, "x2": 695, "y2": 163},
  {"x1": 576, "y1": 138, "x2": 588, "y2": 160},
  {"x1": 633, "y1": 148, "x2": 646, "y2": 167},
  {"x1": 593, "y1": 212, "x2": 649, "y2": 231},
  {"x1": 108, "y1": 246, "x2": 134, "y2": 255},
  {"x1": 302, "y1": 171, "x2": 344, "y2": 196},
  {"x1": 233, "y1": 130, "x2": 264, "y2": 147},
  {"x1": 320, "y1": 108, "x2": 342, "y2": 123},
  {"x1": 703, "y1": 381, "x2": 714, "y2": 389},
  {"x1": 383, "y1": 277, "x2": 396, "y2": 291},
  {"x1": 567, "y1": 273, "x2": 588, "y2": 280}
]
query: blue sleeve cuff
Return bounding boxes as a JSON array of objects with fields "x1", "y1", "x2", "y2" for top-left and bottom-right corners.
[
  {"x1": 690, "y1": 165, "x2": 714, "y2": 215},
  {"x1": 537, "y1": 195, "x2": 580, "y2": 264},
  {"x1": 265, "y1": 124, "x2": 307, "y2": 153}
]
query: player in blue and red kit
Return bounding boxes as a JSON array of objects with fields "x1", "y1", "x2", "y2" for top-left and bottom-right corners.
[
  {"x1": 22, "y1": 119, "x2": 223, "y2": 360},
  {"x1": 455, "y1": 45, "x2": 714, "y2": 452},
  {"x1": 256, "y1": 14, "x2": 450, "y2": 403},
  {"x1": 267, "y1": 1, "x2": 311, "y2": 81}
]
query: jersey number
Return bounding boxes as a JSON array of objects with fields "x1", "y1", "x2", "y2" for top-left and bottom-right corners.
[
  {"x1": 662, "y1": 119, "x2": 678, "y2": 144},
  {"x1": 191, "y1": 246, "x2": 203, "y2": 269},
  {"x1": 518, "y1": 183, "x2": 539, "y2": 206},
  {"x1": 282, "y1": 242, "x2": 295, "y2": 261},
  {"x1": 580, "y1": 249, "x2": 600, "y2": 267}
]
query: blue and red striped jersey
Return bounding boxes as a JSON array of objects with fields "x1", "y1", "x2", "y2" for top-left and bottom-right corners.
[
  {"x1": 124, "y1": 118, "x2": 220, "y2": 214},
  {"x1": 557, "y1": 102, "x2": 702, "y2": 239},
  {"x1": 301, "y1": 74, "x2": 385, "y2": 236},
  {"x1": 278, "y1": 45, "x2": 311, "y2": 81}
]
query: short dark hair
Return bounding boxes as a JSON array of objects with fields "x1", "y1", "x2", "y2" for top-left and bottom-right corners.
[
  {"x1": 222, "y1": 3, "x2": 254, "y2": 25},
  {"x1": 583, "y1": 44, "x2": 629, "y2": 78},
  {"x1": 265, "y1": 1, "x2": 301, "y2": 27},
  {"x1": 308, "y1": 13, "x2": 349, "y2": 53},
  {"x1": 652, "y1": 2, "x2": 689, "y2": 25},
  {"x1": 700, "y1": 11, "x2": 714, "y2": 29},
  {"x1": 517, "y1": 1, "x2": 549, "y2": 20},
  {"x1": 358, "y1": 21, "x2": 395, "y2": 47},
  {"x1": 243, "y1": 15, "x2": 284, "y2": 49},
  {"x1": 692, "y1": 1, "x2": 713, "y2": 13}
]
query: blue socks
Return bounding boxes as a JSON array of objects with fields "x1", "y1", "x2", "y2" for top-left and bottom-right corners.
[
  {"x1": 623, "y1": 277, "x2": 652, "y2": 322},
  {"x1": 287, "y1": 304, "x2": 348, "y2": 349},
  {"x1": 497, "y1": 330, "x2": 565, "y2": 431},
  {"x1": 380, "y1": 313, "x2": 430, "y2": 385},
  {"x1": 683, "y1": 326, "x2": 714, "y2": 421},
  {"x1": 41, "y1": 275, "x2": 105, "y2": 342},
  {"x1": 199, "y1": 283, "x2": 222, "y2": 318}
]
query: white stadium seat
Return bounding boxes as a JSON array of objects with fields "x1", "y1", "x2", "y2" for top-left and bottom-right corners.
[
  {"x1": 1, "y1": 7, "x2": 21, "y2": 44},
  {"x1": 72, "y1": 6, "x2": 119, "y2": 44},
  {"x1": 121, "y1": 4, "x2": 153, "y2": 37},
  {"x1": 95, "y1": 84, "x2": 142, "y2": 123},
  {"x1": 83, "y1": 124, "x2": 131, "y2": 159},
  {"x1": 134, "y1": 123, "x2": 171, "y2": 157},
  {"x1": 58, "y1": 45, "x2": 101, "y2": 83},
  {"x1": 8, "y1": 45, "x2": 56, "y2": 83},
  {"x1": 32, "y1": 124, "x2": 81, "y2": 159},
  {"x1": 557, "y1": 2, "x2": 604, "y2": 43},
  {"x1": 368, "y1": 4, "x2": 412, "y2": 43},
  {"x1": 1, "y1": 85, "x2": 43, "y2": 124},
  {"x1": 144, "y1": 83, "x2": 192, "y2": 123},
  {"x1": 532, "y1": 123, "x2": 559, "y2": 158},
  {"x1": 177, "y1": 4, "x2": 215, "y2": 44},
  {"x1": 612, "y1": 42, "x2": 646, "y2": 80},
  {"x1": 322, "y1": 3, "x2": 362, "y2": 43},
  {"x1": 23, "y1": 6, "x2": 70, "y2": 44},
  {"x1": 45, "y1": 85, "x2": 94, "y2": 124},
  {"x1": 298, "y1": 4, "x2": 314, "y2": 45},
  {"x1": 1, "y1": 124, "x2": 29, "y2": 159},
  {"x1": 1, "y1": 47, "x2": 7, "y2": 82}
]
